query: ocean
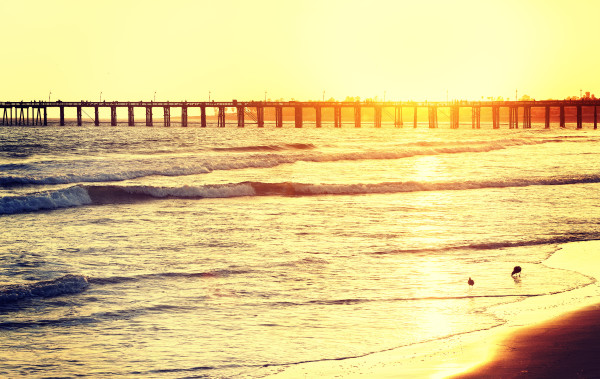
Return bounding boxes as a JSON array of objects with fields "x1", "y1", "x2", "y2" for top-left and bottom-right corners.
[{"x1": 1, "y1": 119, "x2": 600, "y2": 378}]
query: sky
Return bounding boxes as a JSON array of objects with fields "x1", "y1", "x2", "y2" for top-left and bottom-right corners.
[{"x1": 2, "y1": 0, "x2": 599, "y2": 102}]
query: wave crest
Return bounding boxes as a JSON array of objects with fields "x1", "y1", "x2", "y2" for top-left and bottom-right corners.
[
  {"x1": 0, "y1": 274, "x2": 89, "y2": 304},
  {"x1": 4, "y1": 174, "x2": 600, "y2": 215},
  {"x1": 0, "y1": 186, "x2": 91, "y2": 215}
]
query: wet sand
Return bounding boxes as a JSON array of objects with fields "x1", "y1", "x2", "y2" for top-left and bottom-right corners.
[
  {"x1": 452, "y1": 303, "x2": 600, "y2": 378},
  {"x1": 268, "y1": 241, "x2": 600, "y2": 378}
]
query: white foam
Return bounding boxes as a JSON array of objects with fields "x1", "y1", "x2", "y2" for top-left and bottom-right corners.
[
  {"x1": 1, "y1": 138, "x2": 550, "y2": 186},
  {"x1": 0, "y1": 186, "x2": 92, "y2": 215},
  {"x1": 121, "y1": 183, "x2": 256, "y2": 198}
]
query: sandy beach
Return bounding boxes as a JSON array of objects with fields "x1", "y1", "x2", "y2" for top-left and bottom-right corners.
[
  {"x1": 268, "y1": 240, "x2": 600, "y2": 378},
  {"x1": 452, "y1": 303, "x2": 600, "y2": 378}
]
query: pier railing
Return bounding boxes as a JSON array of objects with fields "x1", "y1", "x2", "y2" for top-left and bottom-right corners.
[{"x1": 1, "y1": 100, "x2": 599, "y2": 129}]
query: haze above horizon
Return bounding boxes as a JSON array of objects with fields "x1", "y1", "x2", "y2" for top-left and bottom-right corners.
[{"x1": 2, "y1": 0, "x2": 599, "y2": 102}]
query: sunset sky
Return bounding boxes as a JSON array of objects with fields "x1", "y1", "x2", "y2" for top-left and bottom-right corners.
[{"x1": 2, "y1": 0, "x2": 599, "y2": 102}]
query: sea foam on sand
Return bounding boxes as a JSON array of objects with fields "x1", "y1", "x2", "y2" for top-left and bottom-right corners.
[{"x1": 267, "y1": 240, "x2": 600, "y2": 378}]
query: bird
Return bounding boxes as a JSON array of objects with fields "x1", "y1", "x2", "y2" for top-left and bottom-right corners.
[
  {"x1": 468, "y1": 277, "x2": 474, "y2": 286},
  {"x1": 511, "y1": 266, "x2": 522, "y2": 277}
]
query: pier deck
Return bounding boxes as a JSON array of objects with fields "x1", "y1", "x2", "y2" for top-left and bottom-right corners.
[{"x1": 1, "y1": 100, "x2": 598, "y2": 129}]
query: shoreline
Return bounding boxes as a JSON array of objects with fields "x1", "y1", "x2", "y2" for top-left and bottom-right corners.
[
  {"x1": 267, "y1": 240, "x2": 600, "y2": 378},
  {"x1": 451, "y1": 303, "x2": 600, "y2": 378}
]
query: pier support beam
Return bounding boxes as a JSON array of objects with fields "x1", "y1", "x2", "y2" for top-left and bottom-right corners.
[
  {"x1": 77, "y1": 106, "x2": 82, "y2": 126},
  {"x1": 560, "y1": 106, "x2": 565, "y2": 128},
  {"x1": 315, "y1": 106, "x2": 322, "y2": 128},
  {"x1": 576, "y1": 105, "x2": 583, "y2": 129},
  {"x1": 374, "y1": 106, "x2": 382, "y2": 128},
  {"x1": 128, "y1": 105, "x2": 135, "y2": 126},
  {"x1": 395, "y1": 106, "x2": 403, "y2": 127},
  {"x1": 163, "y1": 106, "x2": 171, "y2": 127},
  {"x1": 257, "y1": 106, "x2": 264, "y2": 127},
  {"x1": 509, "y1": 106, "x2": 518, "y2": 129},
  {"x1": 181, "y1": 106, "x2": 187, "y2": 127},
  {"x1": 275, "y1": 106, "x2": 283, "y2": 128},
  {"x1": 237, "y1": 106, "x2": 245, "y2": 127},
  {"x1": 60, "y1": 106, "x2": 65, "y2": 126},
  {"x1": 35, "y1": 108, "x2": 42, "y2": 126},
  {"x1": 111, "y1": 106, "x2": 117, "y2": 126},
  {"x1": 334, "y1": 106, "x2": 342, "y2": 128},
  {"x1": 200, "y1": 106, "x2": 206, "y2": 127},
  {"x1": 2, "y1": 107, "x2": 7, "y2": 125},
  {"x1": 450, "y1": 105, "x2": 459, "y2": 129},
  {"x1": 523, "y1": 106, "x2": 531, "y2": 129},
  {"x1": 594, "y1": 106, "x2": 597, "y2": 130},
  {"x1": 545, "y1": 106, "x2": 550, "y2": 129},
  {"x1": 428, "y1": 106, "x2": 438, "y2": 128},
  {"x1": 295, "y1": 106, "x2": 303, "y2": 128},
  {"x1": 146, "y1": 106, "x2": 153, "y2": 126},
  {"x1": 492, "y1": 106, "x2": 500, "y2": 129},
  {"x1": 44, "y1": 107, "x2": 47, "y2": 126},
  {"x1": 413, "y1": 107, "x2": 418, "y2": 128},
  {"x1": 471, "y1": 106, "x2": 481, "y2": 129},
  {"x1": 218, "y1": 106, "x2": 225, "y2": 127},
  {"x1": 354, "y1": 105, "x2": 361, "y2": 128},
  {"x1": 94, "y1": 107, "x2": 99, "y2": 126}
]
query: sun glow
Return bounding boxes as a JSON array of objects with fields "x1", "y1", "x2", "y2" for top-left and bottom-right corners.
[{"x1": 1, "y1": 0, "x2": 599, "y2": 101}]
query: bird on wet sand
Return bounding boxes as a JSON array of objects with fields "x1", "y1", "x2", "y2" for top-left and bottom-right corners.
[
  {"x1": 511, "y1": 266, "x2": 522, "y2": 277},
  {"x1": 468, "y1": 277, "x2": 474, "y2": 286}
]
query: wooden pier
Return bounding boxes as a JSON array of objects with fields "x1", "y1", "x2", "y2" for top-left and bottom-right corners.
[{"x1": 1, "y1": 100, "x2": 599, "y2": 129}]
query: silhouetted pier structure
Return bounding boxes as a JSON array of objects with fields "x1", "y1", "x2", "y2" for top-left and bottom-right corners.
[{"x1": 1, "y1": 100, "x2": 599, "y2": 129}]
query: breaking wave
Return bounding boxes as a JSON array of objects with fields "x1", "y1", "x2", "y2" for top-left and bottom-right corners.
[
  {"x1": 0, "y1": 186, "x2": 92, "y2": 214},
  {"x1": 212, "y1": 143, "x2": 316, "y2": 152},
  {"x1": 0, "y1": 137, "x2": 553, "y2": 187},
  {"x1": 3, "y1": 173, "x2": 600, "y2": 215},
  {"x1": 0, "y1": 275, "x2": 89, "y2": 304}
]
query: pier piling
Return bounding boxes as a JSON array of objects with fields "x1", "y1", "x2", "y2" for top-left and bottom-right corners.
[
  {"x1": 181, "y1": 106, "x2": 187, "y2": 127},
  {"x1": 295, "y1": 106, "x2": 303, "y2": 128},
  {"x1": 428, "y1": 106, "x2": 438, "y2": 128},
  {"x1": 128, "y1": 105, "x2": 135, "y2": 126},
  {"x1": 523, "y1": 106, "x2": 531, "y2": 129},
  {"x1": 77, "y1": 106, "x2": 82, "y2": 126},
  {"x1": 354, "y1": 105, "x2": 361, "y2": 128},
  {"x1": 146, "y1": 106, "x2": 153, "y2": 126},
  {"x1": 163, "y1": 106, "x2": 170, "y2": 127},
  {"x1": 257, "y1": 106, "x2": 264, "y2": 127},
  {"x1": 334, "y1": 106, "x2": 342, "y2": 128},
  {"x1": 509, "y1": 106, "x2": 518, "y2": 129},
  {"x1": 275, "y1": 106, "x2": 283, "y2": 128},
  {"x1": 374, "y1": 106, "x2": 382, "y2": 128},
  {"x1": 315, "y1": 106, "x2": 322, "y2": 128},
  {"x1": 200, "y1": 106, "x2": 206, "y2": 127},
  {"x1": 218, "y1": 107, "x2": 225, "y2": 128},
  {"x1": 471, "y1": 106, "x2": 481, "y2": 129},
  {"x1": 237, "y1": 106, "x2": 245, "y2": 127},
  {"x1": 111, "y1": 106, "x2": 117, "y2": 126},
  {"x1": 395, "y1": 106, "x2": 403, "y2": 127},
  {"x1": 413, "y1": 107, "x2": 418, "y2": 128},
  {"x1": 450, "y1": 105, "x2": 459, "y2": 129}
]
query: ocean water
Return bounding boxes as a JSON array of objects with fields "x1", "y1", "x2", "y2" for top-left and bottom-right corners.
[{"x1": 1, "y1": 121, "x2": 600, "y2": 378}]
